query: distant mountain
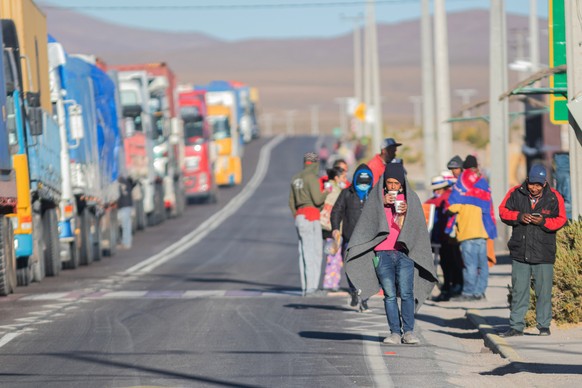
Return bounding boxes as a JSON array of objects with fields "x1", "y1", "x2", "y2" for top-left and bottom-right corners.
[{"x1": 39, "y1": 5, "x2": 549, "y2": 133}]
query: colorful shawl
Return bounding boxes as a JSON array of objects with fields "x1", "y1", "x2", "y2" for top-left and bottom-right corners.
[{"x1": 446, "y1": 169, "x2": 497, "y2": 239}]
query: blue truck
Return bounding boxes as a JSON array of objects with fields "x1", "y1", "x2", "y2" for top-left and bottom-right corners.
[
  {"x1": 1, "y1": 13, "x2": 62, "y2": 290},
  {"x1": 48, "y1": 37, "x2": 122, "y2": 267}
]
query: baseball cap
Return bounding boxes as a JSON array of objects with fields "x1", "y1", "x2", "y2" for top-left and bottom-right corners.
[
  {"x1": 381, "y1": 138, "x2": 402, "y2": 149},
  {"x1": 528, "y1": 164, "x2": 547, "y2": 184}
]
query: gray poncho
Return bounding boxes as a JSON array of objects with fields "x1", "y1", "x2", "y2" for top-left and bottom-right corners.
[{"x1": 345, "y1": 179, "x2": 437, "y2": 312}]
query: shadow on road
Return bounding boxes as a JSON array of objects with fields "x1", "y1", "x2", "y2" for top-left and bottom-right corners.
[
  {"x1": 299, "y1": 331, "x2": 379, "y2": 343},
  {"x1": 481, "y1": 362, "x2": 582, "y2": 376},
  {"x1": 284, "y1": 303, "x2": 355, "y2": 312}
]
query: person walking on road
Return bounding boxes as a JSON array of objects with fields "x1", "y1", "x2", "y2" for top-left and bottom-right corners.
[
  {"x1": 117, "y1": 175, "x2": 136, "y2": 249},
  {"x1": 289, "y1": 152, "x2": 329, "y2": 296},
  {"x1": 367, "y1": 138, "x2": 402, "y2": 186},
  {"x1": 345, "y1": 163, "x2": 437, "y2": 345},
  {"x1": 447, "y1": 155, "x2": 497, "y2": 301},
  {"x1": 498, "y1": 165, "x2": 567, "y2": 337},
  {"x1": 331, "y1": 164, "x2": 374, "y2": 311},
  {"x1": 320, "y1": 166, "x2": 348, "y2": 292}
]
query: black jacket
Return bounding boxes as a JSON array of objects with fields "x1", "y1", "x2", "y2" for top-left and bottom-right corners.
[
  {"x1": 499, "y1": 182, "x2": 567, "y2": 264},
  {"x1": 118, "y1": 176, "x2": 136, "y2": 208},
  {"x1": 331, "y1": 187, "x2": 367, "y2": 242}
]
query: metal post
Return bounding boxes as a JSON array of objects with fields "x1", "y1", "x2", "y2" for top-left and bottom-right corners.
[
  {"x1": 310, "y1": 105, "x2": 319, "y2": 137},
  {"x1": 529, "y1": 0, "x2": 539, "y2": 74},
  {"x1": 455, "y1": 89, "x2": 477, "y2": 118},
  {"x1": 367, "y1": 0, "x2": 383, "y2": 153},
  {"x1": 262, "y1": 113, "x2": 273, "y2": 137},
  {"x1": 433, "y1": 0, "x2": 453, "y2": 168},
  {"x1": 489, "y1": 0, "x2": 510, "y2": 235},
  {"x1": 565, "y1": 0, "x2": 582, "y2": 219},
  {"x1": 335, "y1": 98, "x2": 348, "y2": 135},
  {"x1": 409, "y1": 96, "x2": 422, "y2": 127},
  {"x1": 286, "y1": 110, "x2": 295, "y2": 137},
  {"x1": 343, "y1": 15, "x2": 364, "y2": 137},
  {"x1": 363, "y1": 4, "x2": 372, "y2": 143},
  {"x1": 421, "y1": 0, "x2": 436, "y2": 189}
]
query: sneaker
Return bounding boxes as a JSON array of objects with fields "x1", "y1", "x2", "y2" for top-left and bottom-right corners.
[
  {"x1": 382, "y1": 333, "x2": 402, "y2": 345},
  {"x1": 402, "y1": 331, "x2": 420, "y2": 345},
  {"x1": 359, "y1": 300, "x2": 371, "y2": 313},
  {"x1": 498, "y1": 329, "x2": 523, "y2": 338},
  {"x1": 539, "y1": 328, "x2": 551, "y2": 336},
  {"x1": 349, "y1": 292, "x2": 359, "y2": 307}
]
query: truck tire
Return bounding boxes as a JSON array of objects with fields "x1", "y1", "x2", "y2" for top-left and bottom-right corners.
[
  {"x1": 103, "y1": 208, "x2": 117, "y2": 257},
  {"x1": 63, "y1": 241, "x2": 80, "y2": 270},
  {"x1": 136, "y1": 199, "x2": 146, "y2": 231},
  {"x1": 43, "y1": 208, "x2": 61, "y2": 277},
  {"x1": 0, "y1": 216, "x2": 17, "y2": 296},
  {"x1": 79, "y1": 207, "x2": 94, "y2": 266},
  {"x1": 92, "y1": 213, "x2": 102, "y2": 262},
  {"x1": 16, "y1": 257, "x2": 31, "y2": 287}
]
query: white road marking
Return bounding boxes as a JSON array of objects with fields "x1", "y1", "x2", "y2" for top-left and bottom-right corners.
[
  {"x1": 123, "y1": 135, "x2": 284, "y2": 276},
  {"x1": 0, "y1": 333, "x2": 21, "y2": 349}
]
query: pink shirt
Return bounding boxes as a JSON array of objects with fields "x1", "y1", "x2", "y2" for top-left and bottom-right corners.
[{"x1": 375, "y1": 193, "x2": 405, "y2": 251}]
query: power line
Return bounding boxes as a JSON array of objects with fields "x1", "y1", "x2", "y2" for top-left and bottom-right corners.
[{"x1": 43, "y1": 0, "x2": 457, "y2": 11}]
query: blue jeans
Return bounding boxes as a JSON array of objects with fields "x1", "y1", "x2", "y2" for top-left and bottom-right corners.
[
  {"x1": 375, "y1": 250, "x2": 415, "y2": 334},
  {"x1": 459, "y1": 238, "x2": 488, "y2": 296}
]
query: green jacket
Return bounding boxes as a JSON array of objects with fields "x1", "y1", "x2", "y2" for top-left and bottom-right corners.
[{"x1": 289, "y1": 162, "x2": 328, "y2": 217}]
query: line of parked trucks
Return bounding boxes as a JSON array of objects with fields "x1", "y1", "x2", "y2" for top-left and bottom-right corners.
[{"x1": 0, "y1": 0, "x2": 261, "y2": 296}]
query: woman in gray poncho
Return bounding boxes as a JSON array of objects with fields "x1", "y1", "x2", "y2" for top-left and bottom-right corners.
[{"x1": 345, "y1": 163, "x2": 437, "y2": 345}]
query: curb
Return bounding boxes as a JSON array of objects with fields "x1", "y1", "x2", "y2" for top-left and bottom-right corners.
[{"x1": 466, "y1": 309, "x2": 522, "y2": 361}]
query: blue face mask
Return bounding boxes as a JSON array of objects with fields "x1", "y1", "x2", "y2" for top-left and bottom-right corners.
[{"x1": 356, "y1": 183, "x2": 370, "y2": 192}]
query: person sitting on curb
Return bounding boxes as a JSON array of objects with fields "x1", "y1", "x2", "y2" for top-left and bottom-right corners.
[
  {"x1": 344, "y1": 163, "x2": 437, "y2": 345},
  {"x1": 498, "y1": 165, "x2": 567, "y2": 337}
]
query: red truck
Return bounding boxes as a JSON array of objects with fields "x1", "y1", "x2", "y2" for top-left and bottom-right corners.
[{"x1": 178, "y1": 89, "x2": 217, "y2": 203}]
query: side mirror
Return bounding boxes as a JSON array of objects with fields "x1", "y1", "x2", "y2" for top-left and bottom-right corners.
[
  {"x1": 122, "y1": 104, "x2": 142, "y2": 118},
  {"x1": 124, "y1": 117, "x2": 135, "y2": 138},
  {"x1": 28, "y1": 107, "x2": 43, "y2": 136},
  {"x1": 68, "y1": 104, "x2": 84, "y2": 140},
  {"x1": 48, "y1": 42, "x2": 67, "y2": 70}
]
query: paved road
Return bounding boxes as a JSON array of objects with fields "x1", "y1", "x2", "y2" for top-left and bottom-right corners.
[{"x1": 0, "y1": 136, "x2": 528, "y2": 387}]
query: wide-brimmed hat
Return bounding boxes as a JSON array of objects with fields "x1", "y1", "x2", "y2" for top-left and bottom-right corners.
[{"x1": 431, "y1": 175, "x2": 450, "y2": 190}]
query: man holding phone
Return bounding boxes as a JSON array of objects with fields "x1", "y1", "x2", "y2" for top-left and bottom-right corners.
[{"x1": 498, "y1": 165, "x2": 567, "y2": 337}]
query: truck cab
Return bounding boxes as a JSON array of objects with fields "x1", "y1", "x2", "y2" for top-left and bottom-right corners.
[{"x1": 178, "y1": 89, "x2": 217, "y2": 202}]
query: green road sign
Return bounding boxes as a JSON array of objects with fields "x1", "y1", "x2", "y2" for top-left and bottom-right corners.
[{"x1": 549, "y1": 0, "x2": 568, "y2": 124}]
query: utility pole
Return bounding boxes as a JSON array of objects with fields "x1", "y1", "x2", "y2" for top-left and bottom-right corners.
[
  {"x1": 310, "y1": 105, "x2": 319, "y2": 137},
  {"x1": 421, "y1": 0, "x2": 436, "y2": 189},
  {"x1": 454, "y1": 88, "x2": 477, "y2": 118},
  {"x1": 285, "y1": 110, "x2": 296, "y2": 137},
  {"x1": 363, "y1": 2, "x2": 373, "y2": 143},
  {"x1": 565, "y1": 0, "x2": 582, "y2": 219},
  {"x1": 366, "y1": 0, "x2": 383, "y2": 153},
  {"x1": 409, "y1": 96, "x2": 422, "y2": 127},
  {"x1": 489, "y1": 0, "x2": 510, "y2": 234},
  {"x1": 529, "y1": 0, "x2": 539, "y2": 74},
  {"x1": 342, "y1": 14, "x2": 364, "y2": 137},
  {"x1": 335, "y1": 97, "x2": 348, "y2": 136},
  {"x1": 433, "y1": 0, "x2": 453, "y2": 169}
]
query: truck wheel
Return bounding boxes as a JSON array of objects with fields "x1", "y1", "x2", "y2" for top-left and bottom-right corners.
[
  {"x1": 0, "y1": 216, "x2": 17, "y2": 296},
  {"x1": 79, "y1": 207, "x2": 94, "y2": 266},
  {"x1": 43, "y1": 208, "x2": 61, "y2": 277},
  {"x1": 92, "y1": 213, "x2": 102, "y2": 262},
  {"x1": 16, "y1": 256, "x2": 31, "y2": 286},
  {"x1": 103, "y1": 208, "x2": 118, "y2": 257},
  {"x1": 136, "y1": 199, "x2": 146, "y2": 230},
  {"x1": 63, "y1": 241, "x2": 80, "y2": 270}
]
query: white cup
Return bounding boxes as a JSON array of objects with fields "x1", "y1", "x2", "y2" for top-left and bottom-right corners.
[
  {"x1": 395, "y1": 200, "x2": 405, "y2": 213},
  {"x1": 388, "y1": 190, "x2": 398, "y2": 199}
]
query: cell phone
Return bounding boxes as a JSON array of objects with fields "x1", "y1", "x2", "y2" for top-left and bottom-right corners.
[{"x1": 531, "y1": 213, "x2": 541, "y2": 217}]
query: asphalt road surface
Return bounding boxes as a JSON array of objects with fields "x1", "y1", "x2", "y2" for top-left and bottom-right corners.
[{"x1": 0, "y1": 136, "x2": 528, "y2": 387}]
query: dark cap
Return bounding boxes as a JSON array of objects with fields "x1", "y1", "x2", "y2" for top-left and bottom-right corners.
[
  {"x1": 384, "y1": 163, "x2": 406, "y2": 186},
  {"x1": 381, "y1": 138, "x2": 402, "y2": 149},
  {"x1": 463, "y1": 155, "x2": 478, "y2": 169},
  {"x1": 447, "y1": 155, "x2": 463, "y2": 169},
  {"x1": 528, "y1": 164, "x2": 547, "y2": 184}
]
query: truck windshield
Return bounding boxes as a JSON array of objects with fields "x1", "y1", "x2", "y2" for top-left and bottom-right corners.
[
  {"x1": 209, "y1": 117, "x2": 231, "y2": 140},
  {"x1": 183, "y1": 119, "x2": 204, "y2": 145}
]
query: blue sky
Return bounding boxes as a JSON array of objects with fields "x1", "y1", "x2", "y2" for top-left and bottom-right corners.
[{"x1": 43, "y1": 0, "x2": 549, "y2": 41}]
